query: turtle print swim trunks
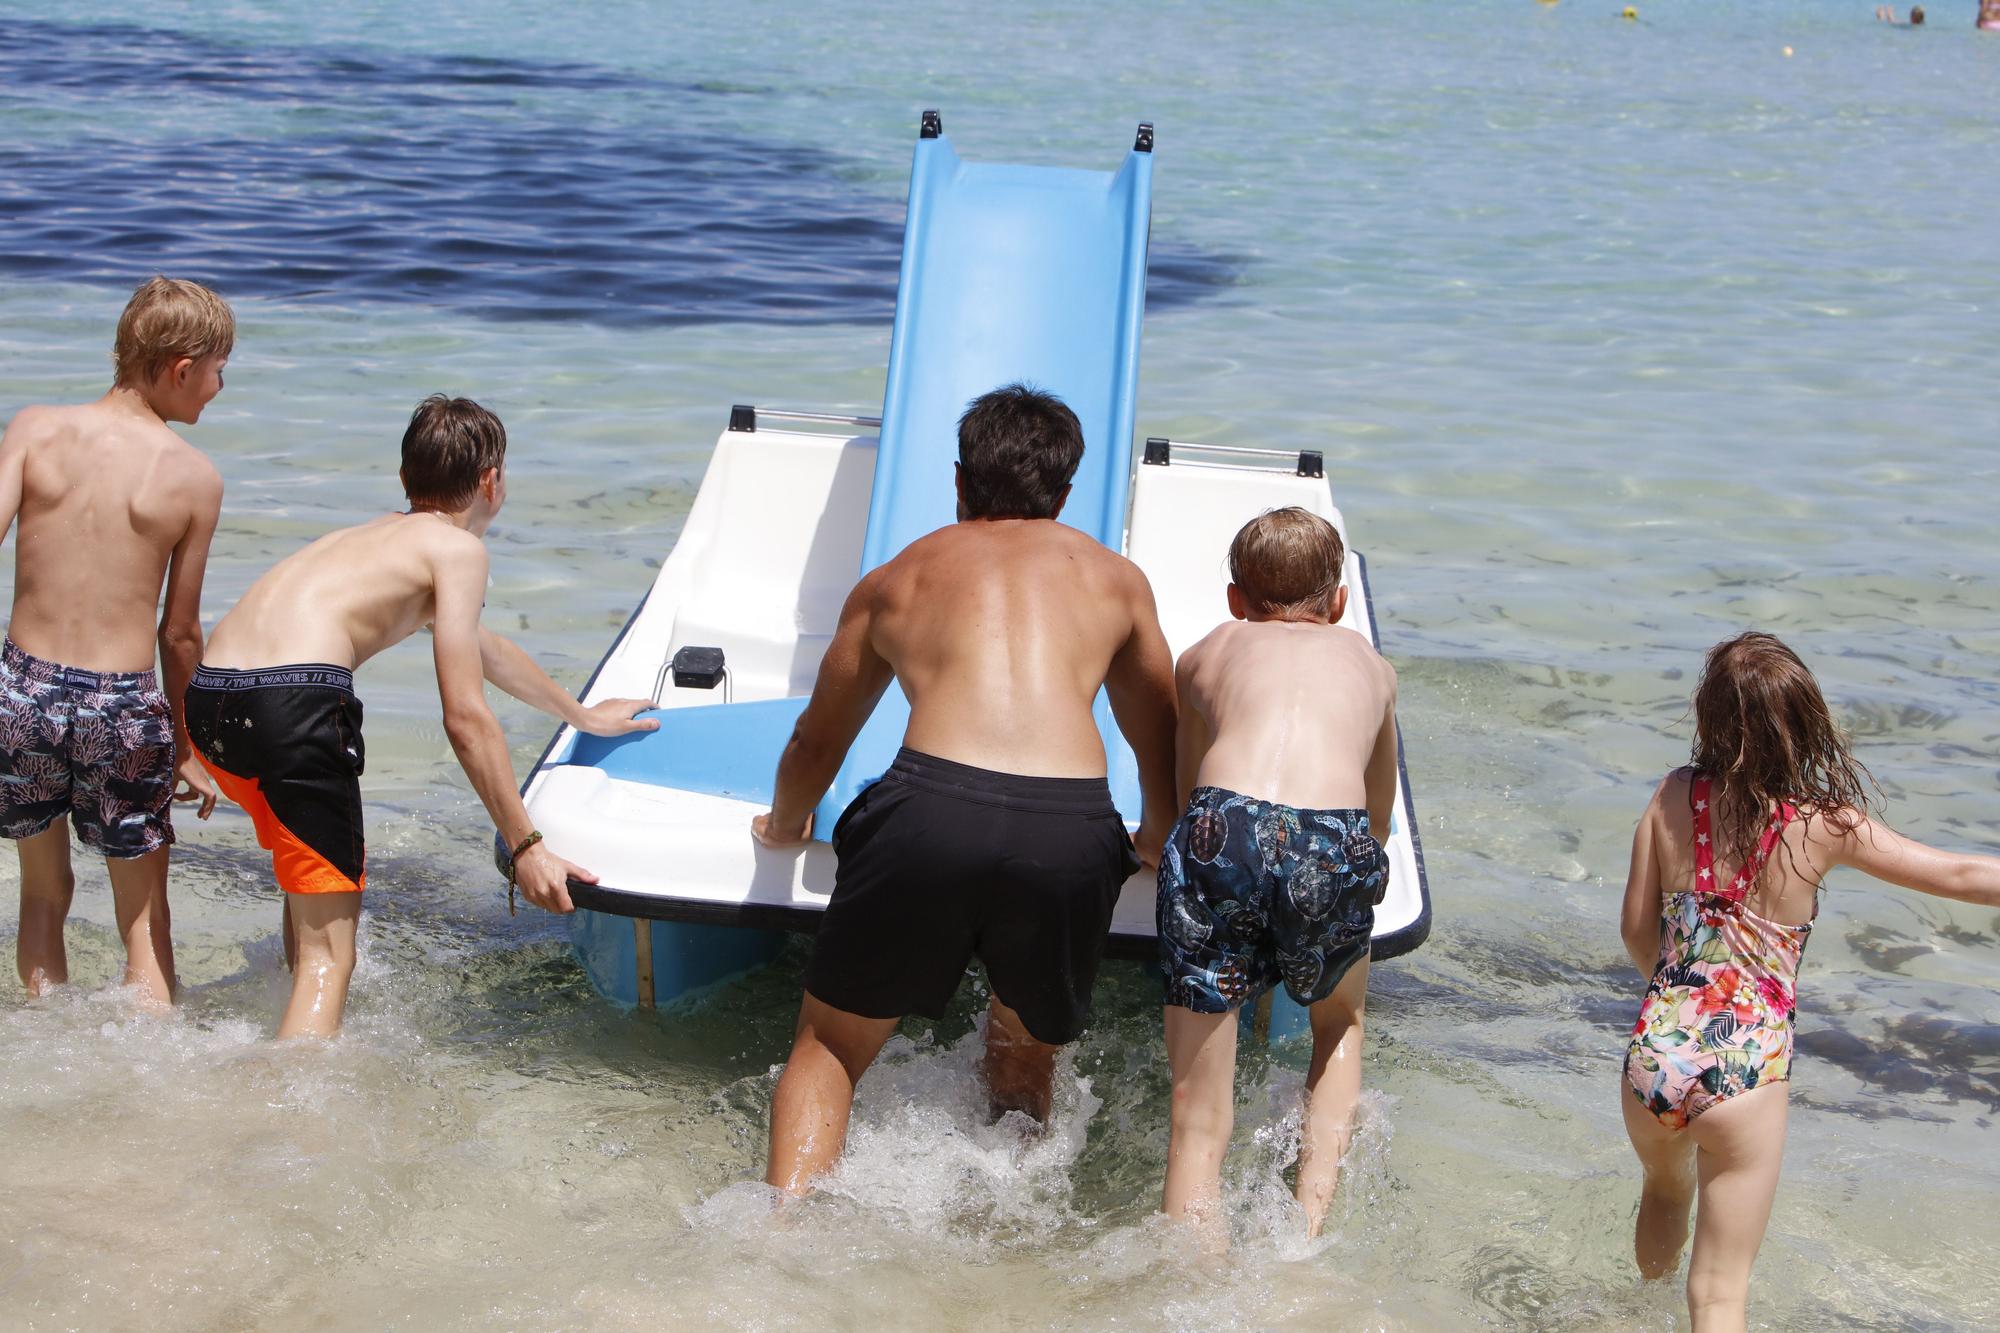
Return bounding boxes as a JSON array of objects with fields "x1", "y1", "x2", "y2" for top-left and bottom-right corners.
[{"x1": 1156, "y1": 786, "x2": 1385, "y2": 1013}]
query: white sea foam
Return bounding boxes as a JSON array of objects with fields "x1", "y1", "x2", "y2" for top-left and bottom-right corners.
[{"x1": 3, "y1": 1, "x2": 1999, "y2": 1325}]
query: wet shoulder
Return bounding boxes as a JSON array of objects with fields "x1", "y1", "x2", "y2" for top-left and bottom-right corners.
[
  {"x1": 1177, "y1": 620, "x2": 1248, "y2": 698},
  {"x1": 1036, "y1": 523, "x2": 1150, "y2": 599},
  {"x1": 2, "y1": 403, "x2": 81, "y2": 458},
  {"x1": 892, "y1": 519, "x2": 1131, "y2": 579},
  {"x1": 307, "y1": 516, "x2": 485, "y2": 595},
  {"x1": 1185, "y1": 617, "x2": 1248, "y2": 660},
  {"x1": 410, "y1": 515, "x2": 488, "y2": 566},
  {"x1": 156, "y1": 432, "x2": 223, "y2": 503},
  {"x1": 1, "y1": 403, "x2": 61, "y2": 446},
  {"x1": 1320, "y1": 622, "x2": 1395, "y2": 687},
  {"x1": 1651, "y1": 767, "x2": 1696, "y2": 835}
]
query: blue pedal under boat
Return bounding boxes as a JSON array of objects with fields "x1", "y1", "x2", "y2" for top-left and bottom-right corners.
[{"x1": 511, "y1": 113, "x2": 1431, "y2": 1042}]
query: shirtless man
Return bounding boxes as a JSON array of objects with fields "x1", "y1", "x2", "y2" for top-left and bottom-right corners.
[
  {"x1": 185, "y1": 394, "x2": 654, "y2": 1038},
  {"x1": 1155, "y1": 506, "x2": 1398, "y2": 1241},
  {"x1": 0, "y1": 277, "x2": 230, "y2": 1005},
  {"x1": 752, "y1": 382, "x2": 1178, "y2": 1194}
]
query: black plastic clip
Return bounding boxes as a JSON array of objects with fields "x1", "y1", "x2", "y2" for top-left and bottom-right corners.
[
  {"x1": 671, "y1": 645, "x2": 726, "y2": 690},
  {"x1": 1135, "y1": 122, "x2": 1154, "y2": 153},
  {"x1": 920, "y1": 109, "x2": 942, "y2": 139},
  {"x1": 727, "y1": 404, "x2": 756, "y2": 433},
  {"x1": 1143, "y1": 437, "x2": 1171, "y2": 466},
  {"x1": 1296, "y1": 450, "x2": 1324, "y2": 479}
]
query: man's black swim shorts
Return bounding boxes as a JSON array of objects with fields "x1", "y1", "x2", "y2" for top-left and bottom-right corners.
[{"x1": 805, "y1": 747, "x2": 1140, "y2": 1046}]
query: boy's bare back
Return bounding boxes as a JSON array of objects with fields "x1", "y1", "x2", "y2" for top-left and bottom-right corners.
[
  {"x1": 1178, "y1": 619, "x2": 1397, "y2": 823},
  {"x1": 203, "y1": 511, "x2": 486, "y2": 672},
  {"x1": 0, "y1": 399, "x2": 222, "y2": 674}
]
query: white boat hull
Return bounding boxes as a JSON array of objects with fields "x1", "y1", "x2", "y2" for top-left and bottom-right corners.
[{"x1": 516, "y1": 421, "x2": 1430, "y2": 1037}]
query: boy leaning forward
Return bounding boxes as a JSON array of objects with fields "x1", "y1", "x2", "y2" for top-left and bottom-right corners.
[
  {"x1": 1157, "y1": 507, "x2": 1399, "y2": 1242},
  {"x1": 188, "y1": 394, "x2": 654, "y2": 1038}
]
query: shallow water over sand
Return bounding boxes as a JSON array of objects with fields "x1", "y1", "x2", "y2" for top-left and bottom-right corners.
[{"x1": 2, "y1": 2, "x2": 1997, "y2": 1328}]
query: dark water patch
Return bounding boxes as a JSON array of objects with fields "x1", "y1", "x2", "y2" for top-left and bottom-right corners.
[
  {"x1": 0, "y1": 19, "x2": 1238, "y2": 327},
  {"x1": 1797, "y1": 1008, "x2": 2000, "y2": 1116},
  {"x1": 0, "y1": 16, "x2": 650, "y2": 104},
  {"x1": 1845, "y1": 922, "x2": 1936, "y2": 976}
]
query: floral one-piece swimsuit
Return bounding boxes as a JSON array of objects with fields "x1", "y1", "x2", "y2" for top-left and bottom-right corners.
[{"x1": 1625, "y1": 775, "x2": 1808, "y2": 1130}]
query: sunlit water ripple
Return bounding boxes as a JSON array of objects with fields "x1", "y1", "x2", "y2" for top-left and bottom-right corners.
[{"x1": 1, "y1": 2, "x2": 1996, "y2": 1329}]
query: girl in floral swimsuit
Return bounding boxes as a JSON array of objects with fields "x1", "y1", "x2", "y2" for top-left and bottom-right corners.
[
  {"x1": 1617, "y1": 633, "x2": 2000, "y2": 1333},
  {"x1": 1625, "y1": 776, "x2": 1802, "y2": 1131}
]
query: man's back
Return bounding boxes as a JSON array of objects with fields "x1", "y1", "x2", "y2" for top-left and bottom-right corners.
[
  {"x1": 3, "y1": 402, "x2": 217, "y2": 674},
  {"x1": 1182, "y1": 619, "x2": 1396, "y2": 814},
  {"x1": 204, "y1": 512, "x2": 477, "y2": 672},
  {"x1": 872, "y1": 518, "x2": 1151, "y2": 779},
  {"x1": 756, "y1": 384, "x2": 1182, "y2": 1194}
]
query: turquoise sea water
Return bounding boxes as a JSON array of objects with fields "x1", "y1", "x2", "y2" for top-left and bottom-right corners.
[{"x1": 1, "y1": 3, "x2": 1997, "y2": 1328}]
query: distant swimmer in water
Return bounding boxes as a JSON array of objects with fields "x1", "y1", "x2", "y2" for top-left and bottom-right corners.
[
  {"x1": 1618, "y1": 633, "x2": 2000, "y2": 1332},
  {"x1": 186, "y1": 395, "x2": 655, "y2": 1039},
  {"x1": 1980, "y1": 0, "x2": 2000, "y2": 29},
  {"x1": 0, "y1": 277, "x2": 232, "y2": 1007},
  {"x1": 1154, "y1": 508, "x2": 1398, "y2": 1244},
  {"x1": 753, "y1": 383, "x2": 1177, "y2": 1196},
  {"x1": 1875, "y1": 4, "x2": 1925, "y2": 23}
]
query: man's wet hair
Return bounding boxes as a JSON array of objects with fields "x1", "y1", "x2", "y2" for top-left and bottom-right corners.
[
  {"x1": 956, "y1": 383, "x2": 1084, "y2": 520},
  {"x1": 400, "y1": 394, "x2": 507, "y2": 511},
  {"x1": 1910, "y1": 4, "x2": 1925, "y2": 20},
  {"x1": 1229, "y1": 507, "x2": 1346, "y2": 619},
  {"x1": 112, "y1": 276, "x2": 234, "y2": 388}
]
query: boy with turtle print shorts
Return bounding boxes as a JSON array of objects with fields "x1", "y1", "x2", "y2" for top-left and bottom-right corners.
[{"x1": 1154, "y1": 506, "x2": 1400, "y2": 1242}]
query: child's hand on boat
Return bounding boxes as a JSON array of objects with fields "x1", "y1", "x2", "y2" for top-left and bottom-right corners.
[
  {"x1": 751, "y1": 811, "x2": 814, "y2": 850},
  {"x1": 574, "y1": 697, "x2": 660, "y2": 737},
  {"x1": 514, "y1": 840, "x2": 593, "y2": 913}
]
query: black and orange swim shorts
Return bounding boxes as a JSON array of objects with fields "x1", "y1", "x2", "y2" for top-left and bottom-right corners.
[{"x1": 184, "y1": 664, "x2": 367, "y2": 895}]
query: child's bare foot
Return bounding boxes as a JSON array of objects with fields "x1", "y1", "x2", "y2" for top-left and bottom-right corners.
[
  {"x1": 1161, "y1": 1195, "x2": 1233, "y2": 1256},
  {"x1": 118, "y1": 975, "x2": 176, "y2": 1014}
]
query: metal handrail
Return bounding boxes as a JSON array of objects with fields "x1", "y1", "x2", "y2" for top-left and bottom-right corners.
[
  {"x1": 728, "y1": 404, "x2": 881, "y2": 432},
  {"x1": 1145, "y1": 438, "x2": 1295, "y2": 461},
  {"x1": 1141, "y1": 436, "x2": 1324, "y2": 478},
  {"x1": 756, "y1": 408, "x2": 883, "y2": 427},
  {"x1": 1160, "y1": 456, "x2": 1307, "y2": 475}
]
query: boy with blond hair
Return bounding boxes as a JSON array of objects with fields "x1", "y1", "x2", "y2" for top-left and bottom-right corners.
[
  {"x1": 1155, "y1": 506, "x2": 1399, "y2": 1240},
  {"x1": 0, "y1": 276, "x2": 232, "y2": 1005}
]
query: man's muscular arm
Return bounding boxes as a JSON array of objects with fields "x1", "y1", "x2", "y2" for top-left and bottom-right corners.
[
  {"x1": 1105, "y1": 564, "x2": 1178, "y2": 870},
  {"x1": 753, "y1": 567, "x2": 896, "y2": 849},
  {"x1": 475, "y1": 625, "x2": 657, "y2": 737},
  {"x1": 432, "y1": 534, "x2": 593, "y2": 911}
]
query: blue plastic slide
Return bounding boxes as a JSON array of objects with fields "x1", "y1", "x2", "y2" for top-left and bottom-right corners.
[
  {"x1": 568, "y1": 117, "x2": 1157, "y2": 834},
  {"x1": 863, "y1": 121, "x2": 1153, "y2": 569},
  {"x1": 819, "y1": 116, "x2": 1155, "y2": 832}
]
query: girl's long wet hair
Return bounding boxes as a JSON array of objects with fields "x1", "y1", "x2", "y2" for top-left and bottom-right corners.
[{"x1": 1690, "y1": 632, "x2": 1875, "y2": 881}]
